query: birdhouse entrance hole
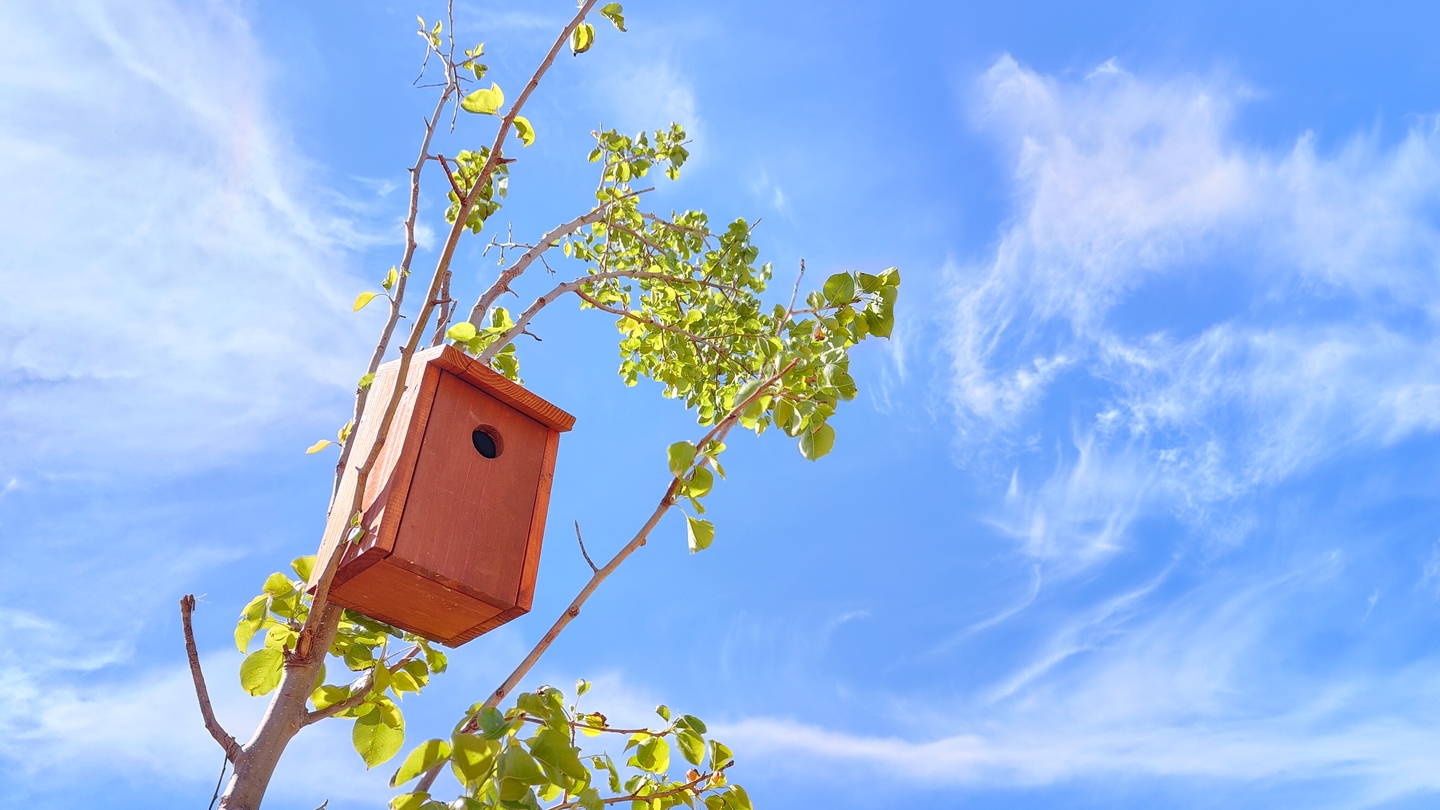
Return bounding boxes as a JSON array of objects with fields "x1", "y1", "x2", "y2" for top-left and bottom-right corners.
[{"x1": 472, "y1": 426, "x2": 501, "y2": 459}]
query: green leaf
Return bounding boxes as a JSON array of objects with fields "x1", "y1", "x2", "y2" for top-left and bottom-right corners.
[
  {"x1": 354, "y1": 709, "x2": 406, "y2": 768},
  {"x1": 389, "y1": 793, "x2": 430, "y2": 810},
  {"x1": 599, "y1": 2, "x2": 626, "y2": 31},
  {"x1": 676, "y1": 729, "x2": 705, "y2": 766},
  {"x1": 530, "y1": 728, "x2": 588, "y2": 779},
  {"x1": 354, "y1": 291, "x2": 379, "y2": 311},
  {"x1": 239, "y1": 648, "x2": 284, "y2": 696},
  {"x1": 499, "y1": 744, "x2": 546, "y2": 784},
  {"x1": 513, "y1": 115, "x2": 535, "y2": 147},
  {"x1": 476, "y1": 706, "x2": 507, "y2": 739},
  {"x1": 686, "y1": 516, "x2": 715, "y2": 554},
  {"x1": 799, "y1": 422, "x2": 836, "y2": 461},
  {"x1": 667, "y1": 441, "x2": 697, "y2": 477},
  {"x1": 822, "y1": 272, "x2": 855, "y2": 304},
  {"x1": 306, "y1": 439, "x2": 333, "y2": 454},
  {"x1": 311, "y1": 684, "x2": 350, "y2": 710},
  {"x1": 677, "y1": 714, "x2": 708, "y2": 734},
  {"x1": 291, "y1": 555, "x2": 316, "y2": 582},
  {"x1": 577, "y1": 787, "x2": 604, "y2": 810},
  {"x1": 263, "y1": 572, "x2": 293, "y2": 595},
  {"x1": 382, "y1": 266, "x2": 399, "y2": 291},
  {"x1": 460, "y1": 83, "x2": 504, "y2": 115},
  {"x1": 685, "y1": 465, "x2": 713, "y2": 498},
  {"x1": 708, "y1": 740, "x2": 733, "y2": 769},
  {"x1": 358, "y1": 372, "x2": 376, "y2": 390},
  {"x1": 627, "y1": 736, "x2": 669, "y2": 774},
  {"x1": 390, "y1": 738, "x2": 451, "y2": 788},
  {"x1": 856, "y1": 272, "x2": 882, "y2": 293},
  {"x1": 235, "y1": 594, "x2": 268, "y2": 653},
  {"x1": 576, "y1": 678, "x2": 591, "y2": 697},
  {"x1": 450, "y1": 733, "x2": 501, "y2": 786},
  {"x1": 571, "y1": 22, "x2": 595, "y2": 55},
  {"x1": 447, "y1": 322, "x2": 478, "y2": 342}
]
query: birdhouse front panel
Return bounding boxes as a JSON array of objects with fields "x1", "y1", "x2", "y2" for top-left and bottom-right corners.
[
  {"x1": 395, "y1": 370, "x2": 550, "y2": 603},
  {"x1": 308, "y1": 345, "x2": 574, "y2": 646}
]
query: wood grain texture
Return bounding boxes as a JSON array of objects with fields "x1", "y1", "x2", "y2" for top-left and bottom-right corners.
[
  {"x1": 515, "y1": 427, "x2": 561, "y2": 612},
  {"x1": 393, "y1": 371, "x2": 547, "y2": 604},
  {"x1": 330, "y1": 559, "x2": 501, "y2": 643}
]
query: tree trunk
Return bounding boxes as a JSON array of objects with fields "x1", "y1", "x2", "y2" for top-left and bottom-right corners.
[{"x1": 219, "y1": 606, "x2": 343, "y2": 810}]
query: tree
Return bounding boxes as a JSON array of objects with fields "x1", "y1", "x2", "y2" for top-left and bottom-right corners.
[{"x1": 179, "y1": 3, "x2": 900, "y2": 808}]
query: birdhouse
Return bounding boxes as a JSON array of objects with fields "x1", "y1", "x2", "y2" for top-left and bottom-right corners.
[{"x1": 309, "y1": 344, "x2": 574, "y2": 646}]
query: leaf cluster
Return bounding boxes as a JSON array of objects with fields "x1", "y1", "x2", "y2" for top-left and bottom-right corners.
[
  {"x1": 234, "y1": 558, "x2": 449, "y2": 767},
  {"x1": 390, "y1": 681, "x2": 750, "y2": 810}
]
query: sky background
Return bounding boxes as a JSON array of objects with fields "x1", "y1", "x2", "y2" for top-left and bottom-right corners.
[{"x1": 4, "y1": 1, "x2": 1440, "y2": 808}]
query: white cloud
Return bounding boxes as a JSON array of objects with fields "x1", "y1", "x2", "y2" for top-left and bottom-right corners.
[
  {"x1": 718, "y1": 557, "x2": 1440, "y2": 804},
  {"x1": 0, "y1": 0, "x2": 380, "y2": 479},
  {"x1": 950, "y1": 55, "x2": 1440, "y2": 558}
]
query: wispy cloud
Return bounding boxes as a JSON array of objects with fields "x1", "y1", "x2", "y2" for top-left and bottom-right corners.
[
  {"x1": 719, "y1": 556, "x2": 1440, "y2": 805},
  {"x1": 950, "y1": 55, "x2": 1440, "y2": 555},
  {"x1": 0, "y1": 0, "x2": 380, "y2": 479}
]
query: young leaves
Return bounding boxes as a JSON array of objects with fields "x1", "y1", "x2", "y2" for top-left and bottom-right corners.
[
  {"x1": 354, "y1": 291, "x2": 380, "y2": 311},
  {"x1": 354, "y1": 702, "x2": 405, "y2": 768},
  {"x1": 686, "y1": 516, "x2": 715, "y2": 554},
  {"x1": 390, "y1": 738, "x2": 451, "y2": 788},
  {"x1": 599, "y1": 3, "x2": 626, "y2": 31},
  {"x1": 512, "y1": 115, "x2": 536, "y2": 146},
  {"x1": 571, "y1": 22, "x2": 596, "y2": 54},
  {"x1": 460, "y1": 82, "x2": 505, "y2": 115},
  {"x1": 239, "y1": 648, "x2": 283, "y2": 696}
]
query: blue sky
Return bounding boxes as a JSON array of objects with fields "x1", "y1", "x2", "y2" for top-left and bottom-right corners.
[{"x1": 4, "y1": 1, "x2": 1440, "y2": 808}]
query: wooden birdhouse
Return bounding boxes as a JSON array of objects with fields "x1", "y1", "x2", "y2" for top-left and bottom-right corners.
[{"x1": 309, "y1": 344, "x2": 574, "y2": 646}]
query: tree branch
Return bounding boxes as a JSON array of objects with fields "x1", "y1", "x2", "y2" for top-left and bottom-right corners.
[
  {"x1": 181, "y1": 595, "x2": 242, "y2": 762},
  {"x1": 464, "y1": 187, "x2": 652, "y2": 328},
  {"x1": 574, "y1": 520, "x2": 598, "y2": 573},
  {"x1": 301, "y1": 645, "x2": 422, "y2": 727},
  {"x1": 305, "y1": 1, "x2": 600, "y2": 658},
  {"x1": 331, "y1": 85, "x2": 455, "y2": 500}
]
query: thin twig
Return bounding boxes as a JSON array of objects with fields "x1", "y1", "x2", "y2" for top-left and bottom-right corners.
[
  {"x1": 180, "y1": 595, "x2": 242, "y2": 762},
  {"x1": 306, "y1": 1, "x2": 600, "y2": 656},
  {"x1": 429, "y1": 268, "x2": 454, "y2": 347},
  {"x1": 206, "y1": 755, "x2": 228, "y2": 810},
  {"x1": 465, "y1": 188, "x2": 653, "y2": 328},
  {"x1": 436, "y1": 154, "x2": 465, "y2": 199},
  {"x1": 300, "y1": 646, "x2": 422, "y2": 727},
  {"x1": 575, "y1": 520, "x2": 598, "y2": 573},
  {"x1": 330, "y1": 86, "x2": 455, "y2": 500}
]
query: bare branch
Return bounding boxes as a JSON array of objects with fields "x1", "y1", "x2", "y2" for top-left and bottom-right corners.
[
  {"x1": 465, "y1": 188, "x2": 653, "y2": 327},
  {"x1": 429, "y1": 268, "x2": 454, "y2": 347},
  {"x1": 180, "y1": 595, "x2": 242, "y2": 762},
  {"x1": 575, "y1": 520, "x2": 598, "y2": 573},
  {"x1": 435, "y1": 154, "x2": 465, "y2": 199},
  {"x1": 306, "y1": 2, "x2": 601, "y2": 656},
  {"x1": 331, "y1": 85, "x2": 456, "y2": 500}
]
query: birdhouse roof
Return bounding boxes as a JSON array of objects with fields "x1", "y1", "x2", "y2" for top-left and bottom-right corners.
[{"x1": 424, "y1": 344, "x2": 576, "y2": 433}]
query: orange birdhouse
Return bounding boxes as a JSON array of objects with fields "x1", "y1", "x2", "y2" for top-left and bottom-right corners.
[{"x1": 309, "y1": 344, "x2": 574, "y2": 646}]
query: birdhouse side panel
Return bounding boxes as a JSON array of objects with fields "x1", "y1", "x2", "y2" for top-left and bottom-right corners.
[
  {"x1": 308, "y1": 346, "x2": 443, "y2": 594},
  {"x1": 392, "y1": 371, "x2": 549, "y2": 605},
  {"x1": 514, "y1": 426, "x2": 562, "y2": 613},
  {"x1": 357, "y1": 359, "x2": 444, "y2": 556}
]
